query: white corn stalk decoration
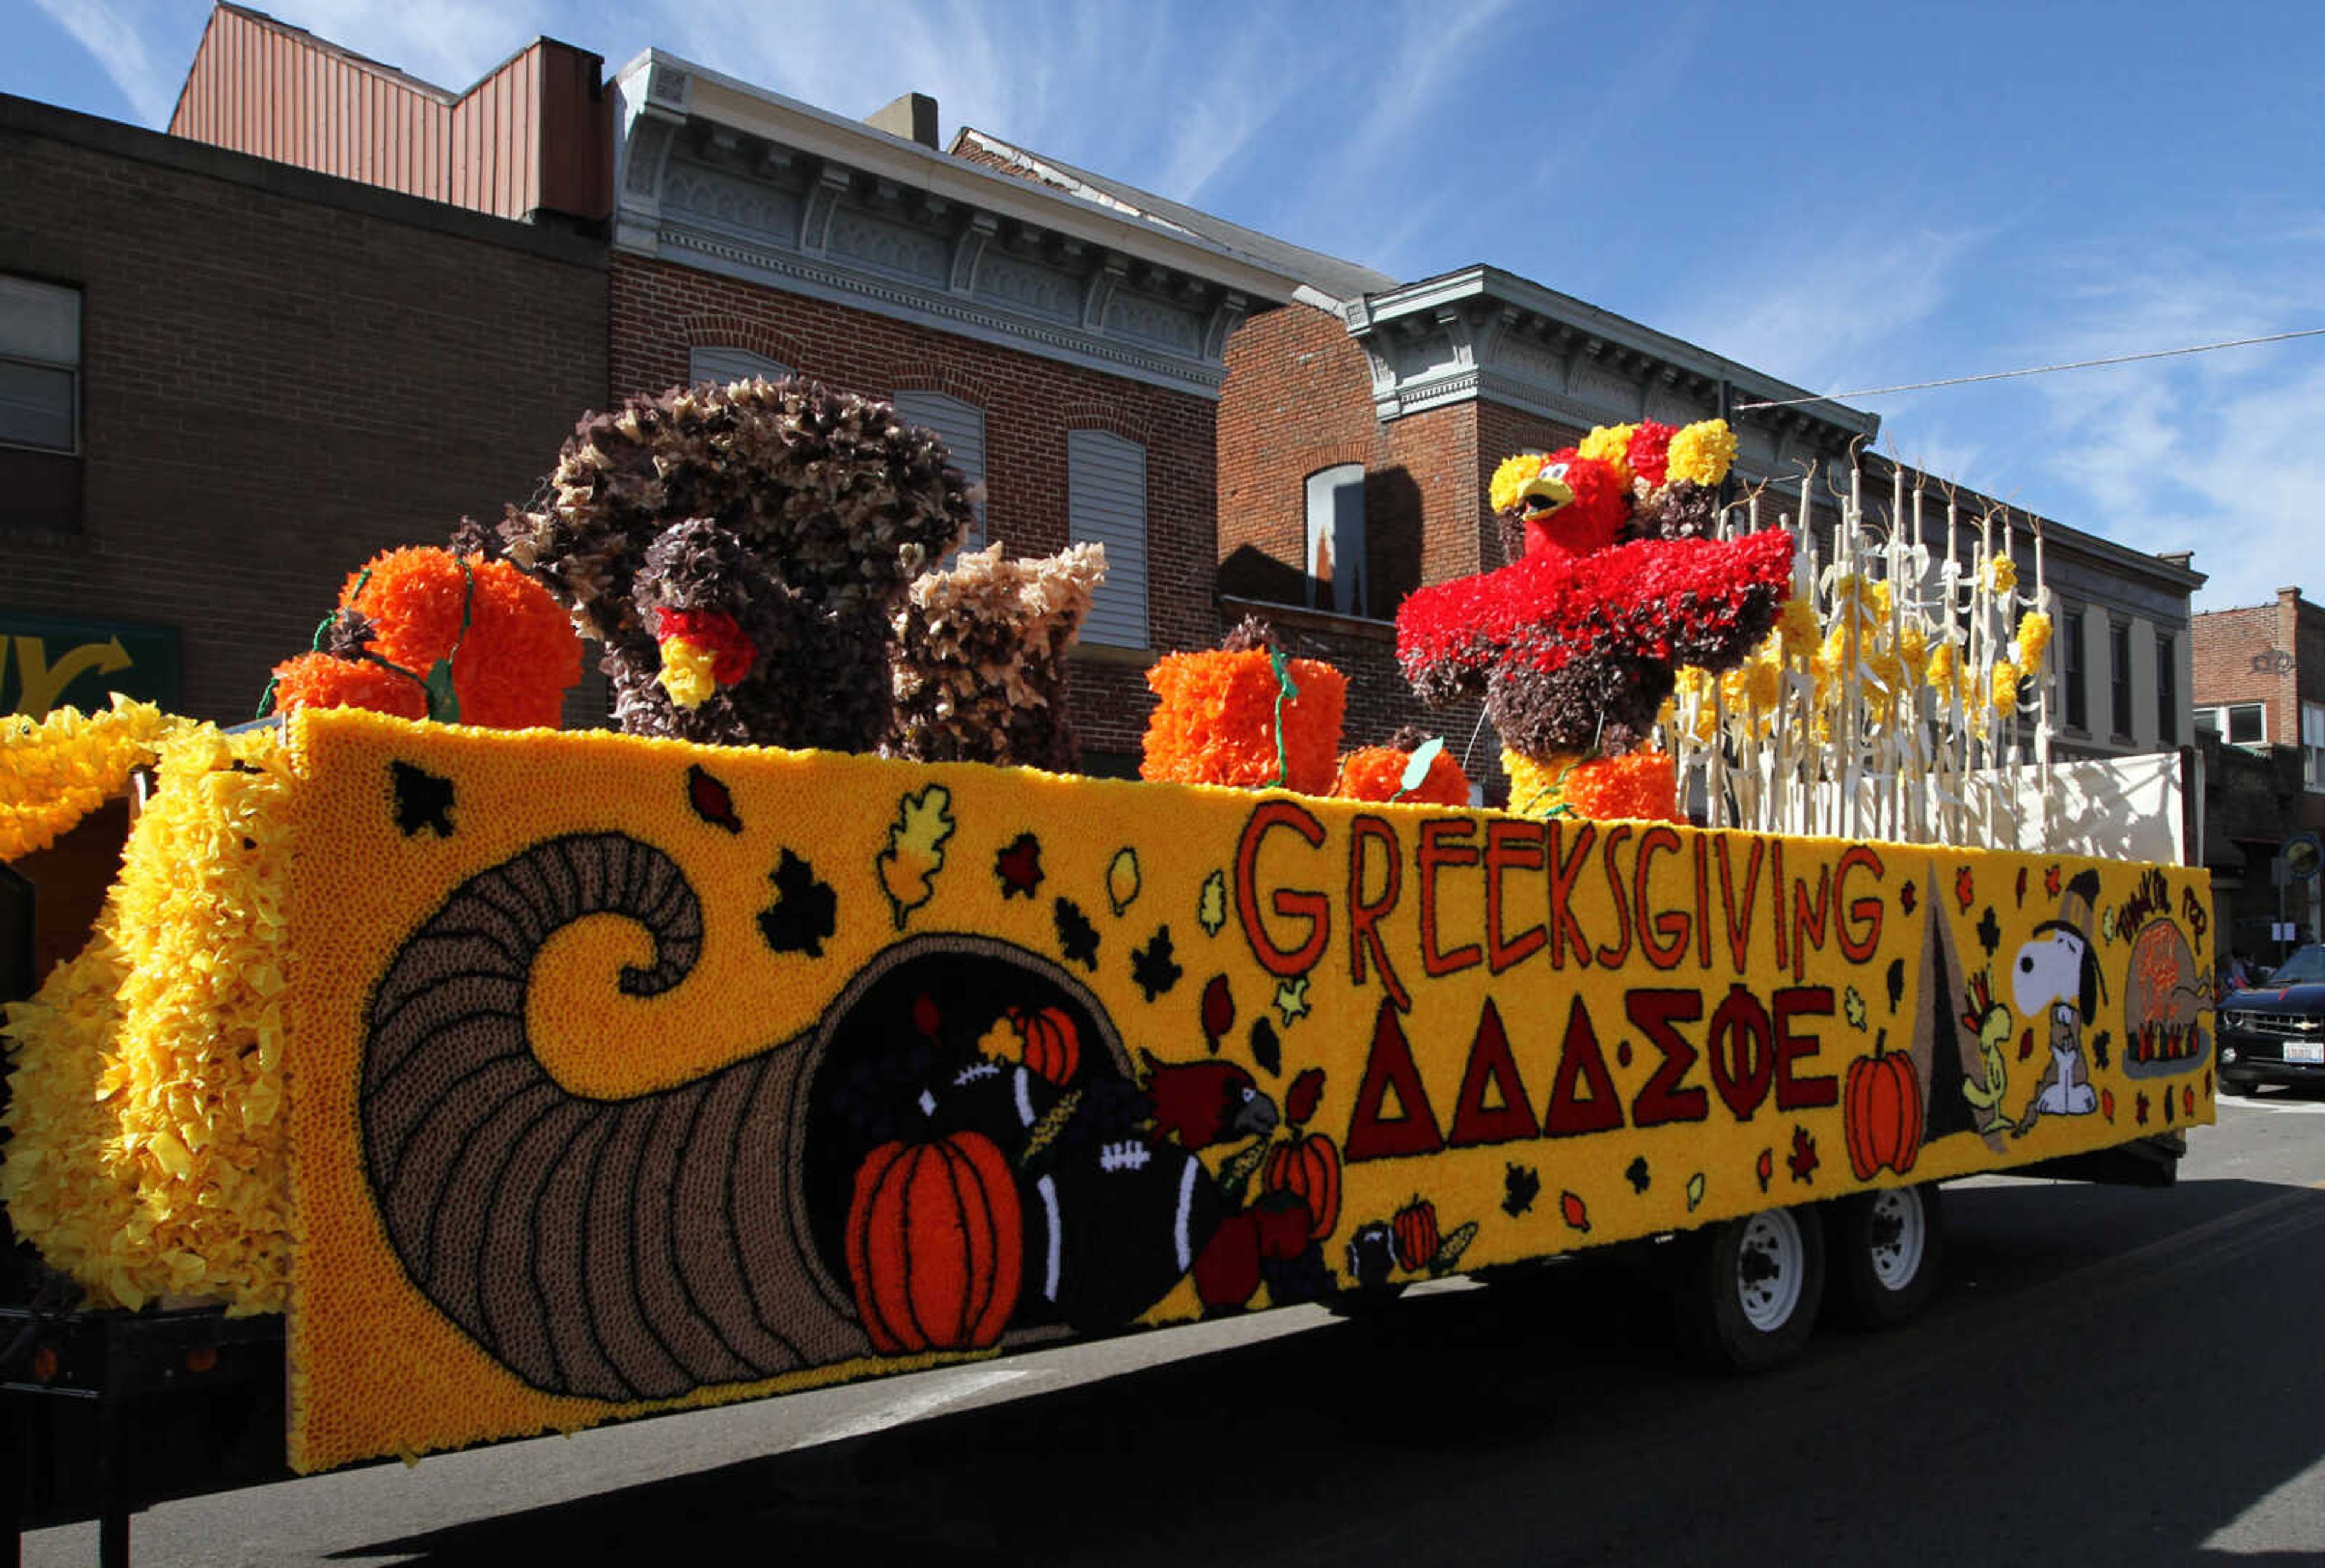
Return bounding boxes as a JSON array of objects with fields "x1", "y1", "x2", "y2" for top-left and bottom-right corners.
[{"x1": 1665, "y1": 458, "x2": 2053, "y2": 852}]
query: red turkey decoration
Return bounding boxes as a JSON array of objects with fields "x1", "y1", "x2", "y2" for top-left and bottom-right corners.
[
  {"x1": 1844, "y1": 1033, "x2": 1924, "y2": 1182},
  {"x1": 844, "y1": 1130, "x2": 1024, "y2": 1354},
  {"x1": 1261, "y1": 1132, "x2": 1342, "y2": 1242},
  {"x1": 1392, "y1": 1197, "x2": 1440, "y2": 1274}
]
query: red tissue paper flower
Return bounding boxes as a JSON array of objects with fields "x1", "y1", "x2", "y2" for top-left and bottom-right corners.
[{"x1": 653, "y1": 607, "x2": 758, "y2": 684}]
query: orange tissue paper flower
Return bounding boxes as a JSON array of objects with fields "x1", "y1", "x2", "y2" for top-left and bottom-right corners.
[
  {"x1": 1332, "y1": 744, "x2": 1472, "y2": 806},
  {"x1": 1142, "y1": 649, "x2": 1346, "y2": 795}
]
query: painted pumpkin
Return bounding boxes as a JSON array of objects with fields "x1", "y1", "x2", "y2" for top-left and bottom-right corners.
[
  {"x1": 1844, "y1": 1044, "x2": 1924, "y2": 1181},
  {"x1": 1392, "y1": 1196, "x2": 1439, "y2": 1274},
  {"x1": 1009, "y1": 1004, "x2": 1080, "y2": 1085},
  {"x1": 1262, "y1": 1132, "x2": 1342, "y2": 1241},
  {"x1": 845, "y1": 1129, "x2": 1024, "y2": 1354}
]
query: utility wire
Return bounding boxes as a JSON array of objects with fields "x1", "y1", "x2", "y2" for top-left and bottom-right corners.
[{"x1": 1733, "y1": 326, "x2": 2325, "y2": 411}]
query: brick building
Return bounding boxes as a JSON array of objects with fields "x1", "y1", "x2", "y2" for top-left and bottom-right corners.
[
  {"x1": 2191, "y1": 588, "x2": 2325, "y2": 958},
  {"x1": 20, "y1": 3, "x2": 2210, "y2": 811},
  {"x1": 596, "y1": 53, "x2": 1304, "y2": 770},
  {"x1": 0, "y1": 90, "x2": 607, "y2": 723}
]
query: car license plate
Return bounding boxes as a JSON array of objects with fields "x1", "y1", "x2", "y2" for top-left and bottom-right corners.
[{"x1": 2288, "y1": 1041, "x2": 2324, "y2": 1066}]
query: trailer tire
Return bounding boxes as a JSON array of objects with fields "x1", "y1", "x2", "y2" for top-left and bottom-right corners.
[
  {"x1": 1825, "y1": 1184, "x2": 1944, "y2": 1329},
  {"x1": 1678, "y1": 1205, "x2": 1824, "y2": 1372}
]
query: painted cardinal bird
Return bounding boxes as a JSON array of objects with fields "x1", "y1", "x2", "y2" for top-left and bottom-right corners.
[
  {"x1": 1139, "y1": 1052, "x2": 1281, "y2": 1150},
  {"x1": 1396, "y1": 419, "x2": 1794, "y2": 815}
]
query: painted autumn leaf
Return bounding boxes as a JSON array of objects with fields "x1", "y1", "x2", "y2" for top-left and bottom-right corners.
[
  {"x1": 1755, "y1": 1148, "x2": 1774, "y2": 1193},
  {"x1": 1955, "y1": 866, "x2": 1974, "y2": 913},
  {"x1": 1198, "y1": 870, "x2": 1228, "y2": 937},
  {"x1": 1107, "y1": 846, "x2": 1141, "y2": 916},
  {"x1": 1130, "y1": 926, "x2": 1181, "y2": 1001},
  {"x1": 995, "y1": 832, "x2": 1043, "y2": 898},
  {"x1": 1200, "y1": 975, "x2": 1234, "y2": 1052},
  {"x1": 1559, "y1": 1190, "x2": 1591, "y2": 1233},
  {"x1": 1787, "y1": 1125, "x2": 1819, "y2": 1184},
  {"x1": 1055, "y1": 897, "x2": 1100, "y2": 970},
  {"x1": 1842, "y1": 986, "x2": 1867, "y2": 1031},
  {"x1": 877, "y1": 785, "x2": 953, "y2": 929},
  {"x1": 1686, "y1": 1172, "x2": 1706, "y2": 1211},
  {"x1": 687, "y1": 763, "x2": 743, "y2": 834},
  {"x1": 1274, "y1": 975, "x2": 1311, "y2": 1026},
  {"x1": 756, "y1": 849, "x2": 836, "y2": 957}
]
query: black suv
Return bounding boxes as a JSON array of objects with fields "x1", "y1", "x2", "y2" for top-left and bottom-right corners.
[{"x1": 2218, "y1": 944, "x2": 2325, "y2": 1094}]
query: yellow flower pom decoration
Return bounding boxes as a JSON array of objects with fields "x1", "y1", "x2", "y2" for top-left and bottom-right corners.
[
  {"x1": 1776, "y1": 596, "x2": 1821, "y2": 656},
  {"x1": 1666, "y1": 419, "x2": 1738, "y2": 487},
  {"x1": 1984, "y1": 555, "x2": 2019, "y2": 596},
  {"x1": 2015, "y1": 610, "x2": 2053, "y2": 670},
  {"x1": 1, "y1": 720, "x2": 292, "y2": 1312},
  {"x1": 1992, "y1": 660, "x2": 2023, "y2": 717},
  {"x1": 1925, "y1": 641, "x2": 1959, "y2": 693},
  {"x1": 1577, "y1": 424, "x2": 1638, "y2": 486},
  {"x1": 658, "y1": 639, "x2": 719, "y2": 709},
  {"x1": 2, "y1": 698, "x2": 180, "y2": 860},
  {"x1": 1489, "y1": 452, "x2": 1545, "y2": 515}
]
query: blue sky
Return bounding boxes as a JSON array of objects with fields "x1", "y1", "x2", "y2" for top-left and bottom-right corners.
[{"x1": 8, "y1": 0, "x2": 2321, "y2": 611}]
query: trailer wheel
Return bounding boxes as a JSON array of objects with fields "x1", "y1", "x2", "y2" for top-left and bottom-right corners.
[
  {"x1": 1678, "y1": 1205, "x2": 1824, "y2": 1372},
  {"x1": 1825, "y1": 1184, "x2": 1944, "y2": 1329}
]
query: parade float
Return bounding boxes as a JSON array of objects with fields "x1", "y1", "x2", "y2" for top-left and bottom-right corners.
[{"x1": 0, "y1": 382, "x2": 2211, "y2": 1541}]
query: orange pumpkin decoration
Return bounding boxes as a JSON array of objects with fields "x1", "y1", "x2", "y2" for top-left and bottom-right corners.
[
  {"x1": 1844, "y1": 1038, "x2": 1924, "y2": 1181},
  {"x1": 1141, "y1": 648, "x2": 1347, "y2": 795},
  {"x1": 1392, "y1": 1196, "x2": 1440, "y2": 1273},
  {"x1": 1261, "y1": 1132, "x2": 1342, "y2": 1241},
  {"x1": 844, "y1": 1130, "x2": 1024, "y2": 1354},
  {"x1": 1008, "y1": 1004, "x2": 1080, "y2": 1085}
]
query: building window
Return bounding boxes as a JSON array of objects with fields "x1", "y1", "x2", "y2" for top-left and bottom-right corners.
[
  {"x1": 2155, "y1": 633, "x2": 2176, "y2": 746},
  {"x1": 2306, "y1": 702, "x2": 2325, "y2": 791},
  {"x1": 1068, "y1": 429, "x2": 1146, "y2": 648},
  {"x1": 2109, "y1": 619, "x2": 2132, "y2": 739},
  {"x1": 2213, "y1": 702, "x2": 2267, "y2": 745},
  {"x1": 893, "y1": 390, "x2": 986, "y2": 552},
  {"x1": 687, "y1": 344, "x2": 790, "y2": 386},
  {"x1": 2061, "y1": 607, "x2": 2087, "y2": 731},
  {"x1": 1304, "y1": 464, "x2": 1366, "y2": 618},
  {"x1": 0, "y1": 274, "x2": 82, "y2": 533}
]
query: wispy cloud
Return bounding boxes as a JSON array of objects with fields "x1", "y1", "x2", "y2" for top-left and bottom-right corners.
[
  {"x1": 641, "y1": 0, "x2": 1303, "y2": 215},
  {"x1": 31, "y1": 0, "x2": 178, "y2": 125},
  {"x1": 1663, "y1": 225, "x2": 1987, "y2": 397},
  {"x1": 1985, "y1": 236, "x2": 2325, "y2": 608}
]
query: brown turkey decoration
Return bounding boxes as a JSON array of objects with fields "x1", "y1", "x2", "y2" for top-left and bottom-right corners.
[
  {"x1": 1392, "y1": 1196, "x2": 1439, "y2": 1274},
  {"x1": 845, "y1": 1130, "x2": 1024, "y2": 1355},
  {"x1": 1844, "y1": 1032, "x2": 1924, "y2": 1181},
  {"x1": 1262, "y1": 1132, "x2": 1343, "y2": 1242}
]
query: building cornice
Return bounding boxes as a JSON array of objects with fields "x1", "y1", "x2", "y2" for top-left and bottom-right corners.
[
  {"x1": 609, "y1": 53, "x2": 1286, "y2": 400},
  {"x1": 1344, "y1": 265, "x2": 1878, "y2": 480}
]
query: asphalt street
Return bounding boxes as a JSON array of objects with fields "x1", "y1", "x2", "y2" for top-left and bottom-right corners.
[{"x1": 27, "y1": 1089, "x2": 2325, "y2": 1566}]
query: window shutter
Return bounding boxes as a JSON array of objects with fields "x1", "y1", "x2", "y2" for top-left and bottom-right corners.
[
  {"x1": 894, "y1": 390, "x2": 986, "y2": 552},
  {"x1": 1069, "y1": 429, "x2": 1147, "y2": 648},
  {"x1": 687, "y1": 345, "x2": 790, "y2": 386}
]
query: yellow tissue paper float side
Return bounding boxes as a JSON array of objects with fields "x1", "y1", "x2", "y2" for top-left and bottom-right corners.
[{"x1": 246, "y1": 708, "x2": 2211, "y2": 1472}]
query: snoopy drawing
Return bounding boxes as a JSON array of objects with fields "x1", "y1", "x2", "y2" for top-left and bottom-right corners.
[{"x1": 2011, "y1": 869, "x2": 2105, "y2": 1137}]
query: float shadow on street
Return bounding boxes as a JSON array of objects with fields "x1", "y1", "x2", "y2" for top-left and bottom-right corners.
[{"x1": 274, "y1": 1167, "x2": 2325, "y2": 1568}]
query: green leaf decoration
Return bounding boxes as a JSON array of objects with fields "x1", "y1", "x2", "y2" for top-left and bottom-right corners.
[{"x1": 1394, "y1": 736, "x2": 1445, "y2": 800}]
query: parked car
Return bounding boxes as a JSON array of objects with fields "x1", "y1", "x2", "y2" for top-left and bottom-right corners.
[{"x1": 2217, "y1": 944, "x2": 2325, "y2": 1093}]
